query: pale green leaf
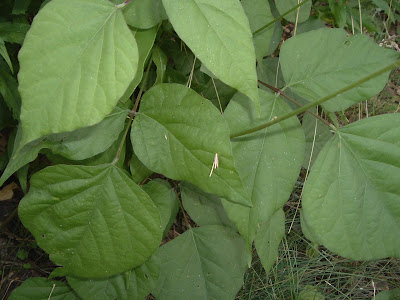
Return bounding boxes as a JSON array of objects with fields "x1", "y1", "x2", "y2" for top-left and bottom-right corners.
[
  {"x1": 280, "y1": 28, "x2": 399, "y2": 112},
  {"x1": 297, "y1": 16, "x2": 327, "y2": 34},
  {"x1": 255, "y1": 209, "x2": 285, "y2": 275},
  {"x1": 67, "y1": 255, "x2": 160, "y2": 300},
  {"x1": 18, "y1": 0, "x2": 138, "y2": 147},
  {"x1": 0, "y1": 106, "x2": 128, "y2": 186},
  {"x1": 222, "y1": 90, "x2": 304, "y2": 246},
  {"x1": 276, "y1": 0, "x2": 311, "y2": 23},
  {"x1": 301, "y1": 111, "x2": 332, "y2": 169},
  {"x1": 131, "y1": 83, "x2": 250, "y2": 206},
  {"x1": 241, "y1": 0, "x2": 274, "y2": 61},
  {"x1": 18, "y1": 164, "x2": 162, "y2": 278},
  {"x1": 152, "y1": 225, "x2": 247, "y2": 300},
  {"x1": 161, "y1": 0, "x2": 259, "y2": 108},
  {"x1": 8, "y1": 277, "x2": 79, "y2": 300},
  {"x1": 302, "y1": 114, "x2": 400, "y2": 259},
  {"x1": 142, "y1": 179, "x2": 179, "y2": 236},
  {"x1": 181, "y1": 182, "x2": 235, "y2": 228},
  {"x1": 300, "y1": 210, "x2": 322, "y2": 245},
  {"x1": 375, "y1": 288, "x2": 400, "y2": 300}
]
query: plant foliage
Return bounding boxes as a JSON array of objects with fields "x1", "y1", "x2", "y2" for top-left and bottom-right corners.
[{"x1": 1, "y1": 0, "x2": 399, "y2": 298}]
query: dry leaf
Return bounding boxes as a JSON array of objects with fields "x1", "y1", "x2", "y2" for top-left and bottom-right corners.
[{"x1": 0, "y1": 182, "x2": 18, "y2": 201}]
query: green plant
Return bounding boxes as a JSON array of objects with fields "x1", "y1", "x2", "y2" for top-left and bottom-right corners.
[{"x1": 1, "y1": 0, "x2": 399, "y2": 299}]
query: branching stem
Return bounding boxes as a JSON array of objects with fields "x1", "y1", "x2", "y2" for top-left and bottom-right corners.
[
  {"x1": 231, "y1": 60, "x2": 400, "y2": 139},
  {"x1": 112, "y1": 60, "x2": 153, "y2": 165},
  {"x1": 258, "y1": 80, "x2": 331, "y2": 127},
  {"x1": 252, "y1": 0, "x2": 311, "y2": 36}
]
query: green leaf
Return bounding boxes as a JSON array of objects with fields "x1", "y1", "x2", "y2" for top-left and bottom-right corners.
[
  {"x1": 118, "y1": 0, "x2": 167, "y2": 29},
  {"x1": 12, "y1": 0, "x2": 31, "y2": 14},
  {"x1": 296, "y1": 16, "x2": 326, "y2": 34},
  {"x1": 302, "y1": 114, "x2": 400, "y2": 260},
  {"x1": 0, "y1": 60, "x2": 20, "y2": 118},
  {"x1": 142, "y1": 179, "x2": 179, "y2": 236},
  {"x1": 202, "y1": 78, "x2": 237, "y2": 111},
  {"x1": 301, "y1": 111, "x2": 332, "y2": 169},
  {"x1": 131, "y1": 83, "x2": 250, "y2": 206},
  {"x1": 0, "y1": 106, "x2": 128, "y2": 186},
  {"x1": 120, "y1": 26, "x2": 158, "y2": 103},
  {"x1": 152, "y1": 46, "x2": 167, "y2": 85},
  {"x1": 280, "y1": 28, "x2": 400, "y2": 112},
  {"x1": 18, "y1": 164, "x2": 162, "y2": 278},
  {"x1": 254, "y1": 209, "x2": 285, "y2": 275},
  {"x1": 18, "y1": 0, "x2": 139, "y2": 147},
  {"x1": 241, "y1": 0, "x2": 274, "y2": 62},
  {"x1": 181, "y1": 182, "x2": 235, "y2": 228},
  {"x1": 129, "y1": 152, "x2": 153, "y2": 184},
  {"x1": 161, "y1": 0, "x2": 259, "y2": 109},
  {"x1": 8, "y1": 277, "x2": 80, "y2": 300},
  {"x1": 0, "y1": 39, "x2": 13, "y2": 73},
  {"x1": 67, "y1": 255, "x2": 160, "y2": 300},
  {"x1": 0, "y1": 22, "x2": 30, "y2": 44},
  {"x1": 276, "y1": 0, "x2": 311, "y2": 23},
  {"x1": 222, "y1": 90, "x2": 304, "y2": 246},
  {"x1": 152, "y1": 225, "x2": 247, "y2": 300},
  {"x1": 297, "y1": 285, "x2": 325, "y2": 300},
  {"x1": 375, "y1": 288, "x2": 400, "y2": 300}
]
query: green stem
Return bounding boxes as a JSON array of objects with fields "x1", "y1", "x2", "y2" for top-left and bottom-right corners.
[
  {"x1": 231, "y1": 60, "x2": 400, "y2": 139},
  {"x1": 112, "y1": 60, "x2": 153, "y2": 165},
  {"x1": 253, "y1": 0, "x2": 311, "y2": 36}
]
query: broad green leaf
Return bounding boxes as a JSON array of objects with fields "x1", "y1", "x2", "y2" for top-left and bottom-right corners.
[
  {"x1": 118, "y1": 0, "x2": 167, "y2": 29},
  {"x1": 257, "y1": 57, "x2": 285, "y2": 89},
  {"x1": 131, "y1": 83, "x2": 250, "y2": 206},
  {"x1": 280, "y1": 28, "x2": 399, "y2": 112},
  {"x1": 18, "y1": 0, "x2": 139, "y2": 147},
  {"x1": 302, "y1": 114, "x2": 400, "y2": 260},
  {"x1": 0, "y1": 106, "x2": 128, "y2": 186},
  {"x1": 241, "y1": 0, "x2": 274, "y2": 62},
  {"x1": 161, "y1": 0, "x2": 259, "y2": 109},
  {"x1": 0, "y1": 60, "x2": 20, "y2": 118},
  {"x1": 152, "y1": 225, "x2": 247, "y2": 300},
  {"x1": 0, "y1": 22, "x2": 30, "y2": 44},
  {"x1": 222, "y1": 90, "x2": 304, "y2": 246},
  {"x1": 67, "y1": 255, "x2": 160, "y2": 300},
  {"x1": 120, "y1": 26, "x2": 158, "y2": 103},
  {"x1": 8, "y1": 277, "x2": 79, "y2": 300},
  {"x1": 181, "y1": 182, "x2": 235, "y2": 228},
  {"x1": 297, "y1": 285, "x2": 325, "y2": 300},
  {"x1": 18, "y1": 164, "x2": 162, "y2": 278},
  {"x1": 152, "y1": 46, "x2": 167, "y2": 85},
  {"x1": 254, "y1": 209, "x2": 285, "y2": 275},
  {"x1": 300, "y1": 210, "x2": 322, "y2": 245},
  {"x1": 0, "y1": 39, "x2": 13, "y2": 73},
  {"x1": 129, "y1": 152, "x2": 153, "y2": 183},
  {"x1": 142, "y1": 179, "x2": 179, "y2": 236},
  {"x1": 301, "y1": 111, "x2": 332, "y2": 169},
  {"x1": 375, "y1": 288, "x2": 400, "y2": 300},
  {"x1": 276, "y1": 0, "x2": 311, "y2": 23}
]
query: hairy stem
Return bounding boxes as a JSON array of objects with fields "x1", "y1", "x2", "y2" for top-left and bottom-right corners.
[
  {"x1": 231, "y1": 60, "x2": 400, "y2": 139},
  {"x1": 253, "y1": 0, "x2": 311, "y2": 36}
]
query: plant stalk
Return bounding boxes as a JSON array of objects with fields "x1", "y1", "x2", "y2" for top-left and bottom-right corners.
[
  {"x1": 112, "y1": 60, "x2": 153, "y2": 165},
  {"x1": 231, "y1": 60, "x2": 400, "y2": 139},
  {"x1": 253, "y1": 0, "x2": 311, "y2": 36}
]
